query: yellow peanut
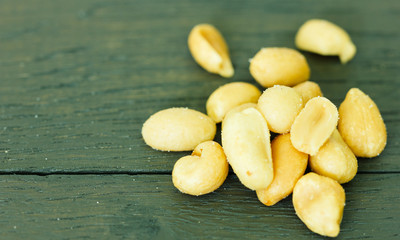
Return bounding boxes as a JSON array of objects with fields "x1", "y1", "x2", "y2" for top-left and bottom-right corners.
[
  {"x1": 310, "y1": 129, "x2": 358, "y2": 184},
  {"x1": 206, "y1": 82, "x2": 261, "y2": 123},
  {"x1": 249, "y1": 47, "x2": 310, "y2": 87},
  {"x1": 293, "y1": 172, "x2": 345, "y2": 237},
  {"x1": 338, "y1": 88, "x2": 387, "y2": 157},
  {"x1": 142, "y1": 108, "x2": 216, "y2": 151},
  {"x1": 172, "y1": 141, "x2": 229, "y2": 196},
  {"x1": 222, "y1": 105, "x2": 273, "y2": 190},
  {"x1": 295, "y1": 19, "x2": 356, "y2": 64},
  {"x1": 188, "y1": 24, "x2": 234, "y2": 78},
  {"x1": 293, "y1": 81, "x2": 323, "y2": 104},
  {"x1": 256, "y1": 134, "x2": 308, "y2": 206},
  {"x1": 290, "y1": 97, "x2": 339, "y2": 155},
  {"x1": 257, "y1": 85, "x2": 304, "y2": 134}
]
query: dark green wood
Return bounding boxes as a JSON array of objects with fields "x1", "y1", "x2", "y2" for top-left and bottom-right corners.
[
  {"x1": 0, "y1": 0, "x2": 399, "y2": 173},
  {"x1": 0, "y1": 0, "x2": 399, "y2": 239},
  {"x1": 0, "y1": 174, "x2": 399, "y2": 239}
]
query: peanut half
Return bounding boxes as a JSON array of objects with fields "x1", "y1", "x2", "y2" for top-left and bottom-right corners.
[
  {"x1": 222, "y1": 105, "x2": 273, "y2": 190},
  {"x1": 290, "y1": 97, "x2": 338, "y2": 155},
  {"x1": 293, "y1": 172, "x2": 345, "y2": 237},
  {"x1": 295, "y1": 19, "x2": 356, "y2": 64},
  {"x1": 257, "y1": 85, "x2": 304, "y2": 134},
  {"x1": 249, "y1": 47, "x2": 310, "y2": 88},
  {"x1": 293, "y1": 81, "x2": 323, "y2": 104},
  {"x1": 338, "y1": 88, "x2": 387, "y2": 158},
  {"x1": 310, "y1": 129, "x2": 358, "y2": 184},
  {"x1": 188, "y1": 24, "x2": 234, "y2": 78},
  {"x1": 206, "y1": 82, "x2": 261, "y2": 123},
  {"x1": 256, "y1": 134, "x2": 308, "y2": 206},
  {"x1": 172, "y1": 141, "x2": 229, "y2": 196},
  {"x1": 142, "y1": 107, "x2": 216, "y2": 151}
]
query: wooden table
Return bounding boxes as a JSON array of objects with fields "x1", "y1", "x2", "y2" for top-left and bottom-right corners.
[{"x1": 1, "y1": 0, "x2": 399, "y2": 239}]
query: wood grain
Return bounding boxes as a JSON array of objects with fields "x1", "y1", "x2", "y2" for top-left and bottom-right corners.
[
  {"x1": 0, "y1": 174, "x2": 399, "y2": 239},
  {"x1": 0, "y1": 0, "x2": 399, "y2": 239}
]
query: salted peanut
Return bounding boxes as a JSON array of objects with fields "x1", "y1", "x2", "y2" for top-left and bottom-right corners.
[
  {"x1": 206, "y1": 82, "x2": 261, "y2": 123},
  {"x1": 293, "y1": 81, "x2": 323, "y2": 104},
  {"x1": 295, "y1": 19, "x2": 356, "y2": 64},
  {"x1": 293, "y1": 172, "x2": 345, "y2": 237},
  {"x1": 188, "y1": 24, "x2": 234, "y2": 78},
  {"x1": 338, "y1": 88, "x2": 387, "y2": 157},
  {"x1": 172, "y1": 141, "x2": 229, "y2": 196},
  {"x1": 256, "y1": 134, "x2": 308, "y2": 206},
  {"x1": 257, "y1": 85, "x2": 304, "y2": 133},
  {"x1": 142, "y1": 108, "x2": 216, "y2": 151},
  {"x1": 249, "y1": 47, "x2": 310, "y2": 88},
  {"x1": 222, "y1": 106, "x2": 273, "y2": 190},
  {"x1": 290, "y1": 97, "x2": 338, "y2": 155},
  {"x1": 310, "y1": 129, "x2": 358, "y2": 184}
]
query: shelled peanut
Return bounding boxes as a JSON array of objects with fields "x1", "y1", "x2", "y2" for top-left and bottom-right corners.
[{"x1": 140, "y1": 21, "x2": 387, "y2": 238}]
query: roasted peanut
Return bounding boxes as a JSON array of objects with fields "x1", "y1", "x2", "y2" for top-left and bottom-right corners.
[
  {"x1": 293, "y1": 173, "x2": 345, "y2": 237},
  {"x1": 310, "y1": 129, "x2": 358, "y2": 183},
  {"x1": 338, "y1": 88, "x2": 387, "y2": 157},
  {"x1": 256, "y1": 134, "x2": 308, "y2": 206},
  {"x1": 222, "y1": 105, "x2": 273, "y2": 190},
  {"x1": 188, "y1": 24, "x2": 234, "y2": 78},
  {"x1": 295, "y1": 19, "x2": 356, "y2": 64},
  {"x1": 206, "y1": 82, "x2": 261, "y2": 123},
  {"x1": 172, "y1": 141, "x2": 229, "y2": 196},
  {"x1": 249, "y1": 47, "x2": 310, "y2": 88},
  {"x1": 290, "y1": 97, "x2": 338, "y2": 155},
  {"x1": 293, "y1": 81, "x2": 323, "y2": 104},
  {"x1": 257, "y1": 85, "x2": 304, "y2": 133},
  {"x1": 142, "y1": 107, "x2": 216, "y2": 151}
]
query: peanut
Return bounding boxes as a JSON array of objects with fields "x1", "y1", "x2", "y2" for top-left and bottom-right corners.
[
  {"x1": 290, "y1": 97, "x2": 338, "y2": 155},
  {"x1": 142, "y1": 107, "x2": 216, "y2": 151},
  {"x1": 295, "y1": 19, "x2": 356, "y2": 64},
  {"x1": 293, "y1": 172, "x2": 345, "y2": 237},
  {"x1": 249, "y1": 47, "x2": 310, "y2": 88},
  {"x1": 222, "y1": 105, "x2": 273, "y2": 190},
  {"x1": 293, "y1": 81, "x2": 323, "y2": 104},
  {"x1": 310, "y1": 129, "x2": 358, "y2": 184},
  {"x1": 172, "y1": 141, "x2": 229, "y2": 196},
  {"x1": 188, "y1": 24, "x2": 234, "y2": 78},
  {"x1": 206, "y1": 82, "x2": 261, "y2": 123},
  {"x1": 338, "y1": 88, "x2": 387, "y2": 157},
  {"x1": 257, "y1": 85, "x2": 304, "y2": 134},
  {"x1": 256, "y1": 134, "x2": 308, "y2": 206}
]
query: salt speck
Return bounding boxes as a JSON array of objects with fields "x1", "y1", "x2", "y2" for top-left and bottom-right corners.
[
  {"x1": 96, "y1": 201, "x2": 99, "y2": 204},
  {"x1": 57, "y1": 218, "x2": 60, "y2": 221},
  {"x1": 156, "y1": 187, "x2": 159, "y2": 190},
  {"x1": 5, "y1": 150, "x2": 8, "y2": 153},
  {"x1": 45, "y1": 158, "x2": 48, "y2": 160},
  {"x1": 132, "y1": 179, "x2": 135, "y2": 181},
  {"x1": 128, "y1": 147, "x2": 132, "y2": 150},
  {"x1": 13, "y1": 226, "x2": 17, "y2": 229},
  {"x1": 34, "y1": 115, "x2": 38, "y2": 118}
]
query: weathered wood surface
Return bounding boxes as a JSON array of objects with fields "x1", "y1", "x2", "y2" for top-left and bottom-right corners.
[
  {"x1": 1, "y1": 174, "x2": 399, "y2": 239},
  {"x1": 0, "y1": 0, "x2": 399, "y2": 239}
]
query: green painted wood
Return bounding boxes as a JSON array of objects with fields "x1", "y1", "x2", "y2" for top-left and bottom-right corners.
[
  {"x1": 0, "y1": 0, "x2": 399, "y2": 173},
  {"x1": 0, "y1": 174, "x2": 399, "y2": 239}
]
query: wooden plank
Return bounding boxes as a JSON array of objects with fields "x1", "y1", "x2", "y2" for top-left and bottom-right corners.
[
  {"x1": 0, "y1": 0, "x2": 399, "y2": 173},
  {"x1": 0, "y1": 174, "x2": 399, "y2": 239}
]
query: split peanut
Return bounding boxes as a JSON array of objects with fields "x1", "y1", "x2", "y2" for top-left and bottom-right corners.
[
  {"x1": 142, "y1": 107, "x2": 216, "y2": 151},
  {"x1": 338, "y1": 88, "x2": 387, "y2": 158},
  {"x1": 222, "y1": 105, "x2": 273, "y2": 190},
  {"x1": 172, "y1": 141, "x2": 229, "y2": 196},
  {"x1": 293, "y1": 172, "x2": 345, "y2": 237},
  {"x1": 310, "y1": 129, "x2": 358, "y2": 184},
  {"x1": 290, "y1": 97, "x2": 338, "y2": 155},
  {"x1": 188, "y1": 24, "x2": 234, "y2": 78},
  {"x1": 256, "y1": 134, "x2": 308, "y2": 206},
  {"x1": 249, "y1": 47, "x2": 310, "y2": 88},
  {"x1": 257, "y1": 85, "x2": 304, "y2": 134},
  {"x1": 295, "y1": 19, "x2": 356, "y2": 64},
  {"x1": 206, "y1": 82, "x2": 261, "y2": 123}
]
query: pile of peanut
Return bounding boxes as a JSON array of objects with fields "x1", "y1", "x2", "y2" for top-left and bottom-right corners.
[{"x1": 141, "y1": 19, "x2": 387, "y2": 237}]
